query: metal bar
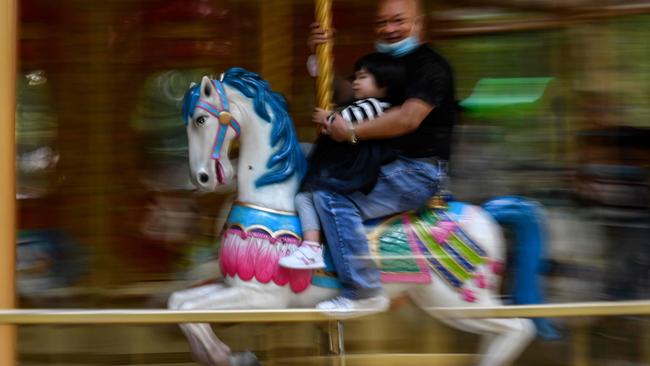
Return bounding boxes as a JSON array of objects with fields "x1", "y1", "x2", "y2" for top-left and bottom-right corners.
[
  {"x1": 264, "y1": 354, "x2": 477, "y2": 366},
  {"x1": 0, "y1": 0, "x2": 18, "y2": 365},
  {"x1": 644, "y1": 320, "x2": 650, "y2": 365},
  {"x1": 572, "y1": 324, "x2": 590, "y2": 366},
  {"x1": 430, "y1": 300, "x2": 650, "y2": 318},
  {"x1": 0, "y1": 309, "x2": 331, "y2": 324},
  {"x1": 18, "y1": 352, "x2": 477, "y2": 366},
  {"x1": 1, "y1": 300, "x2": 650, "y2": 325}
]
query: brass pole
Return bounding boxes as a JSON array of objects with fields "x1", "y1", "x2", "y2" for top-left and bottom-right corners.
[
  {"x1": 1, "y1": 300, "x2": 650, "y2": 324},
  {"x1": 314, "y1": 0, "x2": 333, "y2": 110},
  {"x1": 0, "y1": 0, "x2": 18, "y2": 365},
  {"x1": 572, "y1": 323, "x2": 590, "y2": 366}
]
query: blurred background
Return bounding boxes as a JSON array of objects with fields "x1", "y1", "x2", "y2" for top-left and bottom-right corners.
[{"x1": 14, "y1": 0, "x2": 650, "y2": 365}]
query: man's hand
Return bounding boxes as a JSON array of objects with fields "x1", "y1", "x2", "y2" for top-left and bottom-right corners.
[{"x1": 308, "y1": 22, "x2": 335, "y2": 53}]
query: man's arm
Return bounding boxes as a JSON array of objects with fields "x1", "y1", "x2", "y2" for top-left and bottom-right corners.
[{"x1": 324, "y1": 98, "x2": 434, "y2": 142}]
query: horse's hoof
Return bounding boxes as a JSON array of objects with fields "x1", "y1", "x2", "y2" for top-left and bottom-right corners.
[{"x1": 229, "y1": 351, "x2": 260, "y2": 366}]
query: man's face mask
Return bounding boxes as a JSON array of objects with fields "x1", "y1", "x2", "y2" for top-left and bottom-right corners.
[
  {"x1": 375, "y1": 35, "x2": 419, "y2": 57},
  {"x1": 375, "y1": 22, "x2": 420, "y2": 57}
]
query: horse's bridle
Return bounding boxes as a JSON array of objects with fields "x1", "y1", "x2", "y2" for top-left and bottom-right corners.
[
  {"x1": 195, "y1": 80, "x2": 241, "y2": 161},
  {"x1": 194, "y1": 80, "x2": 241, "y2": 184}
]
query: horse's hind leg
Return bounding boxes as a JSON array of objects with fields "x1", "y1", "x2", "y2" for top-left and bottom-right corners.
[
  {"x1": 457, "y1": 317, "x2": 535, "y2": 366},
  {"x1": 410, "y1": 286, "x2": 535, "y2": 366}
]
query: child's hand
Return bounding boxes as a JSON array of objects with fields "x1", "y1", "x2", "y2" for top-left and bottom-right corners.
[
  {"x1": 313, "y1": 107, "x2": 348, "y2": 142},
  {"x1": 325, "y1": 113, "x2": 349, "y2": 142},
  {"x1": 312, "y1": 108, "x2": 331, "y2": 125}
]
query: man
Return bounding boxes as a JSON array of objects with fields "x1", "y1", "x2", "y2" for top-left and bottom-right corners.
[{"x1": 309, "y1": 0, "x2": 456, "y2": 315}]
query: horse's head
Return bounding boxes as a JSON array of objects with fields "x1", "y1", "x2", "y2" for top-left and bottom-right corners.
[
  {"x1": 182, "y1": 68, "x2": 307, "y2": 196},
  {"x1": 182, "y1": 76, "x2": 241, "y2": 191}
]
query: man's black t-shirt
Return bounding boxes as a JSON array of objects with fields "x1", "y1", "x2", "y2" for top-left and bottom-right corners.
[{"x1": 390, "y1": 44, "x2": 456, "y2": 160}]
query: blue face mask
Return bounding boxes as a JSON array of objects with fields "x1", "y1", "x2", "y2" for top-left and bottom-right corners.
[{"x1": 375, "y1": 35, "x2": 420, "y2": 57}]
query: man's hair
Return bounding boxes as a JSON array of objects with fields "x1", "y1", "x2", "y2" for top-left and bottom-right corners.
[
  {"x1": 377, "y1": 0, "x2": 423, "y2": 16},
  {"x1": 354, "y1": 52, "x2": 406, "y2": 105}
]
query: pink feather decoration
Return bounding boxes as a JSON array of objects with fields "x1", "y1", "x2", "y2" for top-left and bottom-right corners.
[
  {"x1": 219, "y1": 228, "x2": 312, "y2": 293},
  {"x1": 273, "y1": 261, "x2": 291, "y2": 286},
  {"x1": 220, "y1": 233, "x2": 239, "y2": 277},
  {"x1": 289, "y1": 269, "x2": 313, "y2": 293},
  {"x1": 255, "y1": 242, "x2": 279, "y2": 283},
  {"x1": 461, "y1": 287, "x2": 477, "y2": 303},
  {"x1": 475, "y1": 273, "x2": 488, "y2": 289},
  {"x1": 237, "y1": 239, "x2": 258, "y2": 281},
  {"x1": 489, "y1": 259, "x2": 504, "y2": 275}
]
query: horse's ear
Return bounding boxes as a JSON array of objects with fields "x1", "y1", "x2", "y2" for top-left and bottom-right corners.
[{"x1": 200, "y1": 76, "x2": 214, "y2": 99}]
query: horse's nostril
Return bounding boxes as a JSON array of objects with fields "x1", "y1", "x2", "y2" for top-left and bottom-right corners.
[{"x1": 199, "y1": 173, "x2": 209, "y2": 184}]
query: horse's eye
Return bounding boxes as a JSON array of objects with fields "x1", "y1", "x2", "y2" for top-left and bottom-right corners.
[{"x1": 195, "y1": 116, "x2": 206, "y2": 126}]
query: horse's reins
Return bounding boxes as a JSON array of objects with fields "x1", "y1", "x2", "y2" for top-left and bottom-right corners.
[{"x1": 195, "y1": 80, "x2": 241, "y2": 183}]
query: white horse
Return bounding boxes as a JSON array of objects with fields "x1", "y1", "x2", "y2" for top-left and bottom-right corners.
[{"x1": 168, "y1": 68, "x2": 542, "y2": 366}]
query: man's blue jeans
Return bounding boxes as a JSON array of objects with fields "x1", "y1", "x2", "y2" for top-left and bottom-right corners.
[{"x1": 312, "y1": 156, "x2": 439, "y2": 299}]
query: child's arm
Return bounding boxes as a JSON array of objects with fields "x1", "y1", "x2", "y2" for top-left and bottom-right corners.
[
  {"x1": 312, "y1": 108, "x2": 332, "y2": 125},
  {"x1": 321, "y1": 98, "x2": 434, "y2": 142}
]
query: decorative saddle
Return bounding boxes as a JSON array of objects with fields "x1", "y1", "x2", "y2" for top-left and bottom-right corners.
[{"x1": 219, "y1": 196, "x2": 493, "y2": 302}]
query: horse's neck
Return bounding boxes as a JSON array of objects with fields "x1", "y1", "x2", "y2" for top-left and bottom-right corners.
[{"x1": 232, "y1": 95, "x2": 300, "y2": 213}]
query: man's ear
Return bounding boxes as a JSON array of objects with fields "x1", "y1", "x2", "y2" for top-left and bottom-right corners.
[
  {"x1": 414, "y1": 15, "x2": 424, "y2": 34},
  {"x1": 413, "y1": 15, "x2": 427, "y2": 42}
]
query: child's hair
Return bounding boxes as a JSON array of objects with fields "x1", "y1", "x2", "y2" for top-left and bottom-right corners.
[{"x1": 353, "y1": 52, "x2": 405, "y2": 105}]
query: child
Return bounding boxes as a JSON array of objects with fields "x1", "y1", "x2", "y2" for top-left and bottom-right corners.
[{"x1": 280, "y1": 52, "x2": 405, "y2": 269}]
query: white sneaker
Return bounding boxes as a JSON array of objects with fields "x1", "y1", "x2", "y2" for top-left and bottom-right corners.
[
  {"x1": 279, "y1": 241, "x2": 325, "y2": 269},
  {"x1": 316, "y1": 294, "x2": 390, "y2": 318}
]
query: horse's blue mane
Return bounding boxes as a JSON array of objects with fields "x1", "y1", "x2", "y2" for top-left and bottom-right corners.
[{"x1": 182, "y1": 67, "x2": 307, "y2": 188}]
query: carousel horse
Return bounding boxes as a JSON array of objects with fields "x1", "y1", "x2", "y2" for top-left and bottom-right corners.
[{"x1": 168, "y1": 68, "x2": 549, "y2": 366}]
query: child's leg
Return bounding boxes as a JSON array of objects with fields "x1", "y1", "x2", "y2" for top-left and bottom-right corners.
[
  {"x1": 295, "y1": 191, "x2": 321, "y2": 242},
  {"x1": 279, "y1": 192, "x2": 325, "y2": 269},
  {"x1": 303, "y1": 230, "x2": 321, "y2": 243}
]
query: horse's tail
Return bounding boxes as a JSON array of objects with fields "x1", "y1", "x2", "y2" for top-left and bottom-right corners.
[{"x1": 482, "y1": 196, "x2": 560, "y2": 340}]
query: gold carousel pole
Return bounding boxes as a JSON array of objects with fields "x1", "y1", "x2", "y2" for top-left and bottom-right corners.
[
  {"x1": 314, "y1": 1, "x2": 341, "y2": 361},
  {"x1": 0, "y1": 0, "x2": 18, "y2": 365},
  {"x1": 314, "y1": 0, "x2": 333, "y2": 110}
]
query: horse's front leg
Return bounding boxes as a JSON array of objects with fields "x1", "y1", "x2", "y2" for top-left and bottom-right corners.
[
  {"x1": 169, "y1": 284, "x2": 230, "y2": 365},
  {"x1": 170, "y1": 283, "x2": 287, "y2": 366}
]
